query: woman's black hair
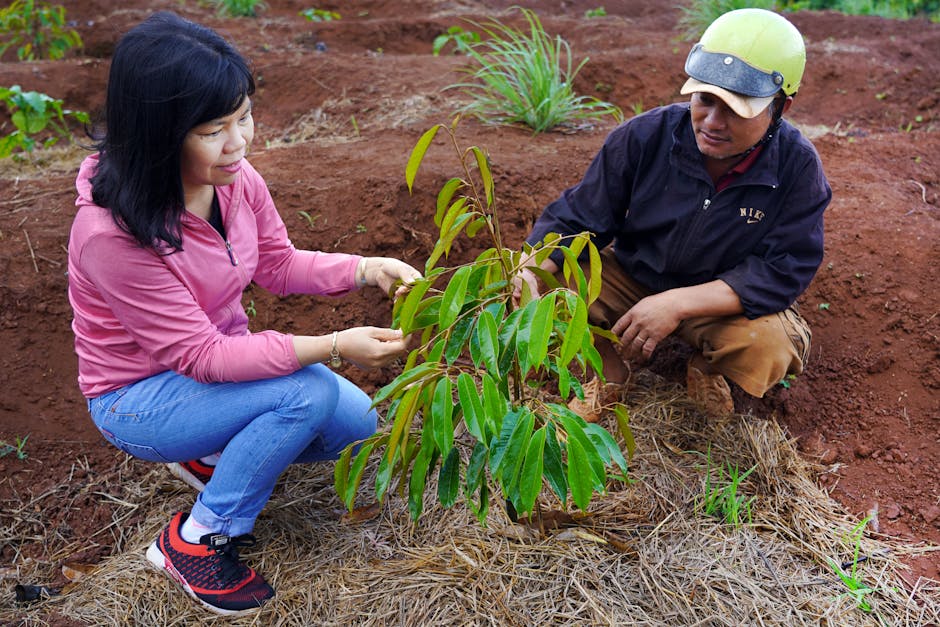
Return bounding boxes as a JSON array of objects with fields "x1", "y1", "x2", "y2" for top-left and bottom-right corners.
[{"x1": 90, "y1": 11, "x2": 255, "y2": 250}]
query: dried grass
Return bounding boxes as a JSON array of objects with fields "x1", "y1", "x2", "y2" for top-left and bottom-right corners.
[{"x1": 3, "y1": 375, "x2": 939, "y2": 626}]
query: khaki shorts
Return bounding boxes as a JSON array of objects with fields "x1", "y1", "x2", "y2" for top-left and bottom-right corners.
[{"x1": 583, "y1": 248, "x2": 812, "y2": 398}]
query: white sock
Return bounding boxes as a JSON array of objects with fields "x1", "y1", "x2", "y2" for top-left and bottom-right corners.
[
  {"x1": 199, "y1": 452, "x2": 221, "y2": 466},
  {"x1": 180, "y1": 514, "x2": 215, "y2": 544}
]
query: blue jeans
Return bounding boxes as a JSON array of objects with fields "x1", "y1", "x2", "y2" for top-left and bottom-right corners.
[{"x1": 88, "y1": 365, "x2": 376, "y2": 537}]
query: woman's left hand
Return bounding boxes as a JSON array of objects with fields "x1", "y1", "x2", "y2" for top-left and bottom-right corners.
[{"x1": 360, "y1": 257, "x2": 422, "y2": 299}]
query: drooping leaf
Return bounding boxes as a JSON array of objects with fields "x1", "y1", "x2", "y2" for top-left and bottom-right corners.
[
  {"x1": 497, "y1": 409, "x2": 534, "y2": 490},
  {"x1": 516, "y1": 426, "x2": 546, "y2": 516},
  {"x1": 465, "y1": 440, "x2": 488, "y2": 495},
  {"x1": 408, "y1": 444, "x2": 434, "y2": 520},
  {"x1": 431, "y1": 377, "x2": 454, "y2": 455},
  {"x1": 438, "y1": 447, "x2": 461, "y2": 508},
  {"x1": 343, "y1": 440, "x2": 378, "y2": 510},
  {"x1": 566, "y1": 435, "x2": 592, "y2": 510},
  {"x1": 543, "y1": 422, "x2": 568, "y2": 505},
  {"x1": 405, "y1": 125, "x2": 442, "y2": 192},
  {"x1": 476, "y1": 308, "x2": 500, "y2": 374},
  {"x1": 470, "y1": 145, "x2": 494, "y2": 207},
  {"x1": 457, "y1": 372, "x2": 485, "y2": 441},
  {"x1": 587, "y1": 239, "x2": 602, "y2": 304},
  {"x1": 613, "y1": 405, "x2": 636, "y2": 461}
]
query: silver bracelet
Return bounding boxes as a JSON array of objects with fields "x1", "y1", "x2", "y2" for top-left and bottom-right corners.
[{"x1": 329, "y1": 331, "x2": 342, "y2": 368}]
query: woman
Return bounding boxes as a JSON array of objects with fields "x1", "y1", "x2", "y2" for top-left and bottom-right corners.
[{"x1": 67, "y1": 12, "x2": 420, "y2": 616}]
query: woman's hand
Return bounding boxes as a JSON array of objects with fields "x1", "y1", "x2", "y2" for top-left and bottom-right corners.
[
  {"x1": 359, "y1": 257, "x2": 422, "y2": 300},
  {"x1": 335, "y1": 327, "x2": 410, "y2": 369}
]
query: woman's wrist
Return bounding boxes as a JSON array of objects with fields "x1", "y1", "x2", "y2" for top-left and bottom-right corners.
[{"x1": 356, "y1": 257, "x2": 369, "y2": 288}]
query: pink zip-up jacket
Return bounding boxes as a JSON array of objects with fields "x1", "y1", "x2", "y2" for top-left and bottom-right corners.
[{"x1": 68, "y1": 154, "x2": 361, "y2": 398}]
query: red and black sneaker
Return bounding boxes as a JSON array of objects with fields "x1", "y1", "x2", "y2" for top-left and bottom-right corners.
[
  {"x1": 146, "y1": 512, "x2": 274, "y2": 616},
  {"x1": 167, "y1": 459, "x2": 215, "y2": 492}
]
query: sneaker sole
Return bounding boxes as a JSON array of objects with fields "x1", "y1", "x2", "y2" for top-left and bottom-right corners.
[
  {"x1": 166, "y1": 462, "x2": 207, "y2": 492},
  {"x1": 145, "y1": 540, "x2": 258, "y2": 618}
]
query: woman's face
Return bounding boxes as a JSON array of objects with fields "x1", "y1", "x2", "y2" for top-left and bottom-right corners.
[{"x1": 180, "y1": 97, "x2": 254, "y2": 197}]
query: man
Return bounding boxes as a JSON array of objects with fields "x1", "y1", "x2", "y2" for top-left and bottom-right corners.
[{"x1": 519, "y1": 9, "x2": 830, "y2": 418}]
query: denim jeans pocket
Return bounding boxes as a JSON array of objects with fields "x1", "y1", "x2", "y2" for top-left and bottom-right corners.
[{"x1": 89, "y1": 387, "x2": 172, "y2": 463}]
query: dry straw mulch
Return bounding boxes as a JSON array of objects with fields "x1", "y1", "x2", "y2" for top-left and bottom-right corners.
[{"x1": 4, "y1": 375, "x2": 939, "y2": 626}]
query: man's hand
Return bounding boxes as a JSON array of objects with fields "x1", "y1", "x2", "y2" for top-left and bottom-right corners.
[{"x1": 611, "y1": 292, "x2": 683, "y2": 362}]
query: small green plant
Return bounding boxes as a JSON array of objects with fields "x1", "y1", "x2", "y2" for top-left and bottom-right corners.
[
  {"x1": 355, "y1": 223, "x2": 367, "y2": 233},
  {"x1": 677, "y1": 0, "x2": 776, "y2": 40},
  {"x1": 778, "y1": 373, "x2": 797, "y2": 389},
  {"x1": 300, "y1": 7, "x2": 340, "y2": 22},
  {"x1": 432, "y1": 25, "x2": 481, "y2": 56},
  {"x1": 333, "y1": 120, "x2": 633, "y2": 524},
  {"x1": 585, "y1": 6, "x2": 607, "y2": 17},
  {"x1": 449, "y1": 8, "x2": 622, "y2": 134},
  {"x1": 818, "y1": 302, "x2": 831, "y2": 310},
  {"x1": 297, "y1": 210, "x2": 320, "y2": 228},
  {"x1": 245, "y1": 300, "x2": 257, "y2": 317},
  {"x1": 213, "y1": 0, "x2": 266, "y2": 17},
  {"x1": 0, "y1": 434, "x2": 29, "y2": 459},
  {"x1": 0, "y1": 85, "x2": 89, "y2": 159},
  {"x1": 827, "y1": 516, "x2": 878, "y2": 613},
  {"x1": 698, "y1": 448, "x2": 756, "y2": 528},
  {"x1": 0, "y1": 0, "x2": 81, "y2": 60},
  {"x1": 630, "y1": 101, "x2": 645, "y2": 116}
]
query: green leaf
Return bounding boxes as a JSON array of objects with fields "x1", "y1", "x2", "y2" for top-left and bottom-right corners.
[
  {"x1": 439, "y1": 264, "x2": 472, "y2": 329},
  {"x1": 558, "y1": 296, "x2": 587, "y2": 368},
  {"x1": 343, "y1": 440, "x2": 378, "y2": 510},
  {"x1": 426, "y1": 213, "x2": 474, "y2": 271},
  {"x1": 405, "y1": 125, "x2": 441, "y2": 192},
  {"x1": 470, "y1": 146, "x2": 494, "y2": 207},
  {"x1": 527, "y1": 292, "x2": 555, "y2": 369},
  {"x1": 613, "y1": 405, "x2": 636, "y2": 461},
  {"x1": 334, "y1": 441, "x2": 354, "y2": 508},
  {"x1": 431, "y1": 377, "x2": 454, "y2": 455},
  {"x1": 566, "y1": 435, "x2": 592, "y2": 510},
  {"x1": 481, "y1": 373, "x2": 508, "y2": 438},
  {"x1": 444, "y1": 314, "x2": 475, "y2": 364},
  {"x1": 457, "y1": 373, "x2": 485, "y2": 441},
  {"x1": 395, "y1": 277, "x2": 433, "y2": 335},
  {"x1": 584, "y1": 423, "x2": 628, "y2": 478},
  {"x1": 476, "y1": 308, "x2": 500, "y2": 374},
  {"x1": 558, "y1": 411, "x2": 606, "y2": 492},
  {"x1": 435, "y1": 177, "x2": 464, "y2": 226},
  {"x1": 516, "y1": 426, "x2": 546, "y2": 516},
  {"x1": 372, "y1": 362, "x2": 438, "y2": 407},
  {"x1": 488, "y1": 407, "x2": 521, "y2": 476},
  {"x1": 465, "y1": 441, "x2": 488, "y2": 495},
  {"x1": 438, "y1": 447, "x2": 461, "y2": 508},
  {"x1": 408, "y1": 445, "x2": 434, "y2": 520},
  {"x1": 498, "y1": 410, "x2": 534, "y2": 490},
  {"x1": 587, "y1": 239, "x2": 602, "y2": 304},
  {"x1": 543, "y1": 422, "x2": 568, "y2": 505}
]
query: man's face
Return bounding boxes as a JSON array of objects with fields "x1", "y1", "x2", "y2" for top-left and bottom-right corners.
[{"x1": 689, "y1": 91, "x2": 773, "y2": 161}]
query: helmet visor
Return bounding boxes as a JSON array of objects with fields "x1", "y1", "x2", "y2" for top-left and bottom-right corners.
[{"x1": 684, "y1": 43, "x2": 784, "y2": 98}]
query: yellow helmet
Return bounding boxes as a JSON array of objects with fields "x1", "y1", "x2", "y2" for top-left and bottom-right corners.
[{"x1": 681, "y1": 9, "x2": 805, "y2": 117}]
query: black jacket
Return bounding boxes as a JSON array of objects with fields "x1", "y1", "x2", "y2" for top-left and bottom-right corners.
[{"x1": 526, "y1": 103, "x2": 831, "y2": 319}]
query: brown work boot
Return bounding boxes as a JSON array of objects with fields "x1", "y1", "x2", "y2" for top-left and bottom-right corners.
[
  {"x1": 686, "y1": 354, "x2": 734, "y2": 418},
  {"x1": 567, "y1": 376, "x2": 624, "y2": 423}
]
